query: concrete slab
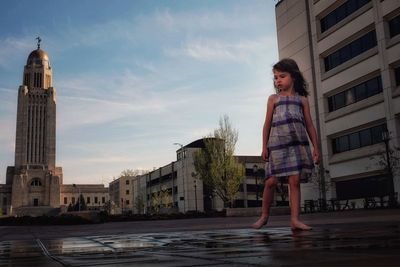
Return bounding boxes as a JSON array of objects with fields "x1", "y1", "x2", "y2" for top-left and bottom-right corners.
[{"x1": 0, "y1": 209, "x2": 399, "y2": 266}]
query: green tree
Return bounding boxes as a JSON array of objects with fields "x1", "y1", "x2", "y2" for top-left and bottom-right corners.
[{"x1": 194, "y1": 115, "x2": 245, "y2": 208}]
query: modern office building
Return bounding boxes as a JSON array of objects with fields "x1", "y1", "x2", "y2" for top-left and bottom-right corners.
[{"x1": 275, "y1": 0, "x2": 400, "y2": 204}]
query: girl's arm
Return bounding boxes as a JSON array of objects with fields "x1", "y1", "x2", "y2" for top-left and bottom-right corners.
[
  {"x1": 301, "y1": 96, "x2": 320, "y2": 164},
  {"x1": 262, "y1": 95, "x2": 276, "y2": 160}
]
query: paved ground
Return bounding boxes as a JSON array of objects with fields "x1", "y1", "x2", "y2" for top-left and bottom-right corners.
[{"x1": 0, "y1": 209, "x2": 399, "y2": 266}]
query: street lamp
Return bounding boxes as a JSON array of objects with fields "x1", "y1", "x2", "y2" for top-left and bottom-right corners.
[
  {"x1": 194, "y1": 179, "x2": 198, "y2": 212},
  {"x1": 173, "y1": 142, "x2": 185, "y2": 213},
  {"x1": 253, "y1": 165, "x2": 260, "y2": 204},
  {"x1": 382, "y1": 130, "x2": 395, "y2": 195}
]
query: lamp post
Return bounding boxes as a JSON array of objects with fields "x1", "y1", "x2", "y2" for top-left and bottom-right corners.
[
  {"x1": 382, "y1": 130, "x2": 395, "y2": 195},
  {"x1": 253, "y1": 165, "x2": 260, "y2": 204},
  {"x1": 194, "y1": 179, "x2": 198, "y2": 212},
  {"x1": 173, "y1": 142, "x2": 185, "y2": 213}
]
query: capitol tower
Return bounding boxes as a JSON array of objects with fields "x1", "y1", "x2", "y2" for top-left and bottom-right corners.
[{"x1": 6, "y1": 38, "x2": 63, "y2": 215}]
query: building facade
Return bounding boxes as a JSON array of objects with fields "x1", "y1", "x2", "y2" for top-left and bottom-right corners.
[
  {"x1": 0, "y1": 43, "x2": 108, "y2": 216},
  {"x1": 119, "y1": 139, "x2": 274, "y2": 215},
  {"x1": 275, "y1": 0, "x2": 400, "y2": 205},
  {"x1": 60, "y1": 184, "x2": 109, "y2": 211},
  {"x1": 109, "y1": 176, "x2": 134, "y2": 214}
]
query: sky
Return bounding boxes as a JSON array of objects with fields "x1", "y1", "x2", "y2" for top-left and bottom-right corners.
[{"x1": 0, "y1": 0, "x2": 278, "y2": 185}]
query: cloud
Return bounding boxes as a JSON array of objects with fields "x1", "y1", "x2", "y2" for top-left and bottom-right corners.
[
  {"x1": 173, "y1": 37, "x2": 274, "y2": 63},
  {"x1": 0, "y1": 37, "x2": 32, "y2": 69}
]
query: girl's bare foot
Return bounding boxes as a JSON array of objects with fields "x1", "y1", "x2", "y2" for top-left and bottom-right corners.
[
  {"x1": 291, "y1": 221, "x2": 312, "y2": 231},
  {"x1": 252, "y1": 216, "x2": 269, "y2": 229}
]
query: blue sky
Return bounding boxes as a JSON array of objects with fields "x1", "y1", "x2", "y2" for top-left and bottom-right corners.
[{"x1": 0, "y1": 0, "x2": 278, "y2": 185}]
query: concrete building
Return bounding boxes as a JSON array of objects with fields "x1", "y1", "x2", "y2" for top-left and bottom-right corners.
[
  {"x1": 275, "y1": 0, "x2": 400, "y2": 205},
  {"x1": 0, "y1": 41, "x2": 109, "y2": 216},
  {"x1": 109, "y1": 176, "x2": 135, "y2": 214},
  {"x1": 127, "y1": 138, "x2": 274, "y2": 215}
]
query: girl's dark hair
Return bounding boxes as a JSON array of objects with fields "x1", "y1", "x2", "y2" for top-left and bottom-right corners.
[{"x1": 273, "y1": 58, "x2": 309, "y2": 97}]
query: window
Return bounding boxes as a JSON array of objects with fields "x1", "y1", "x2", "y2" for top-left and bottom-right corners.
[
  {"x1": 72, "y1": 197, "x2": 75, "y2": 204},
  {"x1": 24, "y1": 73, "x2": 30, "y2": 86},
  {"x1": 126, "y1": 190, "x2": 130, "y2": 195},
  {"x1": 332, "y1": 124, "x2": 387, "y2": 153},
  {"x1": 30, "y1": 178, "x2": 42, "y2": 186},
  {"x1": 126, "y1": 180, "x2": 130, "y2": 185},
  {"x1": 360, "y1": 128, "x2": 372, "y2": 146},
  {"x1": 3, "y1": 197, "x2": 7, "y2": 205},
  {"x1": 320, "y1": 0, "x2": 370, "y2": 33},
  {"x1": 87, "y1": 197, "x2": 91, "y2": 204},
  {"x1": 324, "y1": 30, "x2": 377, "y2": 71},
  {"x1": 389, "y1": 14, "x2": 400, "y2": 38},
  {"x1": 64, "y1": 197, "x2": 67, "y2": 204},
  {"x1": 126, "y1": 200, "x2": 130, "y2": 205},
  {"x1": 395, "y1": 66, "x2": 400, "y2": 87},
  {"x1": 95, "y1": 197, "x2": 98, "y2": 204},
  {"x1": 102, "y1": 197, "x2": 105, "y2": 203},
  {"x1": 328, "y1": 76, "x2": 382, "y2": 112}
]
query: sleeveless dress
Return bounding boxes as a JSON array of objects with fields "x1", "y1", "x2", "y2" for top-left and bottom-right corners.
[{"x1": 265, "y1": 94, "x2": 314, "y2": 182}]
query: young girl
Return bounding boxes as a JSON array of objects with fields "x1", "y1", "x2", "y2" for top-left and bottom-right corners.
[{"x1": 252, "y1": 58, "x2": 320, "y2": 231}]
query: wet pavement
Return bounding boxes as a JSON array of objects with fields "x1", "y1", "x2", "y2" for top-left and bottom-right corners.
[{"x1": 1, "y1": 210, "x2": 400, "y2": 266}]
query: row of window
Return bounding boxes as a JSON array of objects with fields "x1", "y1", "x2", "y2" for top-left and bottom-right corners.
[
  {"x1": 320, "y1": 0, "x2": 370, "y2": 33},
  {"x1": 31, "y1": 179, "x2": 42, "y2": 186},
  {"x1": 328, "y1": 75, "x2": 382, "y2": 112},
  {"x1": 324, "y1": 30, "x2": 377, "y2": 71},
  {"x1": 33, "y1": 72, "x2": 42, "y2": 88},
  {"x1": 332, "y1": 124, "x2": 387, "y2": 154},
  {"x1": 26, "y1": 104, "x2": 47, "y2": 164},
  {"x1": 63, "y1": 196, "x2": 106, "y2": 205}
]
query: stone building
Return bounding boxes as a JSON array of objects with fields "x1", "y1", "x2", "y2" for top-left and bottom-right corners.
[
  {"x1": 275, "y1": 0, "x2": 400, "y2": 205},
  {"x1": 0, "y1": 42, "x2": 108, "y2": 216}
]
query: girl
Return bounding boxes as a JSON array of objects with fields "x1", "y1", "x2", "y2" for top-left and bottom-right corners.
[{"x1": 252, "y1": 58, "x2": 320, "y2": 231}]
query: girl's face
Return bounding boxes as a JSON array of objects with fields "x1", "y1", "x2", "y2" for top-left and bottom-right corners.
[{"x1": 273, "y1": 69, "x2": 294, "y2": 92}]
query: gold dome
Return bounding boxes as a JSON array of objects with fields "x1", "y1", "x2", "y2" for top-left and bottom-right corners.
[{"x1": 27, "y1": 49, "x2": 49, "y2": 65}]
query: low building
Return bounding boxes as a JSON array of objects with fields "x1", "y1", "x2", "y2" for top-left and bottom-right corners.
[
  {"x1": 109, "y1": 176, "x2": 135, "y2": 214},
  {"x1": 60, "y1": 184, "x2": 109, "y2": 211}
]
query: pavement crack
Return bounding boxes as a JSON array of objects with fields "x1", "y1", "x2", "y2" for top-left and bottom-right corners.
[{"x1": 36, "y1": 238, "x2": 68, "y2": 267}]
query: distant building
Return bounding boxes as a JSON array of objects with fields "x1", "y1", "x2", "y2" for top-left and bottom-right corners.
[
  {"x1": 275, "y1": 0, "x2": 400, "y2": 204},
  {"x1": 61, "y1": 184, "x2": 109, "y2": 211},
  {"x1": 0, "y1": 41, "x2": 108, "y2": 216},
  {"x1": 109, "y1": 176, "x2": 134, "y2": 214},
  {"x1": 115, "y1": 138, "x2": 276, "y2": 215}
]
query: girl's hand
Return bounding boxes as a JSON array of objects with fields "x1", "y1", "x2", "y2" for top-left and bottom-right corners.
[
  {"x1": 262, "y1": 148, "x2": 269, "y2": 162},
  {"x1": 313, "y1": 148, "x2": 320, "y2": 165}
]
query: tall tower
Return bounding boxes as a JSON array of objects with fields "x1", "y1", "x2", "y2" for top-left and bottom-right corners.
[{"x1": 6, "y1": 38, "x2": 63, "y2": 215}]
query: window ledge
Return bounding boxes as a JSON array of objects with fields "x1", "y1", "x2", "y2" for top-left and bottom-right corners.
[
  {"x1": 322, "y1": 48, "x2": 378, "y2": 81},
  {"x1": 325, "y1": 93, "x2": 384, "y2": 122},
  {"x1": 392, "y1": 86, "x2": 400, "y2": 97},
  {"x1": 330, "y1": 169, "x2": 385, "y2": 182},
  {"x1": 386, "y1": 34, "x2": 400, "y2": 49},
  {"x1": 329, "y1": 143, "x2": 383, "y2": 164}
]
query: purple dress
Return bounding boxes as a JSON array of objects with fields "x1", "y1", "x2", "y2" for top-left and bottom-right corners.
[{"x1": 265, "y1": 94, "x2": 314, "y2": 182}]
